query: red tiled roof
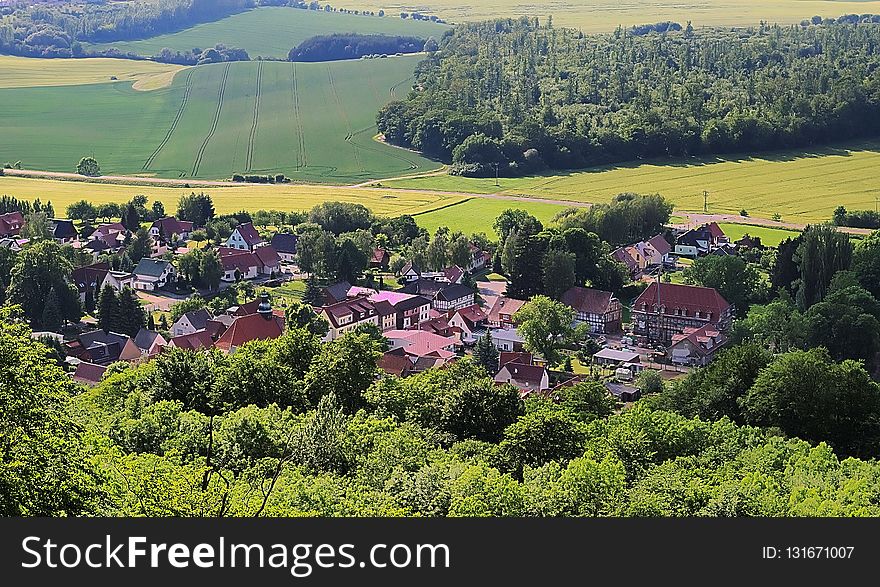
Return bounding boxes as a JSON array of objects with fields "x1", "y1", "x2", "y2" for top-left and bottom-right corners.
[
  {"x1": 71, "y1": 262, "x2": 110, "y2": 293},
  {"x1": 500, "y1": 351, "x2": 533, "y2": 368},
  {"x1": 496, "y1": 362, "x2": 548, "y2": 387},
  {"x1": 561, "y1": 287, "x2": 614, "y2": 315},
  {"x1": 488, "y1": 296, "x2": 526, "y2": 324},
  {"x1": 0, "y1": 211, "x2": 24, "y2": 237},
  {"x1": 706, "y1": 222, "x2": 725, "y2": 239},
  {"x1": 634, "y1": 282, "x2": 731, "y2": 320},
  {"x1": 214, "y1": 313, "x2": 284, "y2": 352},
  {"x1": 235, "y1": 222, "x2": 264, "y2": 246},
  {"x1": 371, "y1": 248, "x2": 389, "y2": 264},
  {"x1": 152, "y1": 217, "x2": 194, "y2": 236},
  {"x1": 444, "y1": 265, "x2": 464, "y2": 283},
  {"x1": 670, "y1": 324, "x2": 727, "y2": 356},
  {"x1": 254, "y1": 245, "x2": 280, "y2": 269},
  {"x1": 453, "y1": 304, "x2": 487, "y2": 326},
  {"x1": 379, "y1": 351, "x2": 413, "y2": 376},
  {"x1": 169, "y1": 330, "x2": 215, "y2": 351},
  {"x1": 222, "y1": 252, "x2": 259, "y2": 272},
  {"x1": 612, "y1": 247, "x2": 639, "y2": 271},
  {"x1": 321, "y1": 297, "x2": 377, "y2": 328},
  {"x1": 73, "y1": 362, "x2": 107, "y2": 385}
]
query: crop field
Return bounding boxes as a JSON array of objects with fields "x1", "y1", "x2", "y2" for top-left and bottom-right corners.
[
  {"x1": 0, "y1": 56, "x2": 441, "y2": 183},
  {"x1": 386, "y1": 141, "x2": 880, "y2": 224},
  {"x1": 412, "y1": 197, "x2": 567, "y2": 235},
  {"x1": 715, "y1": 223, "x2": 801, "y2": 248},
  {"x1": 333, "y1": 0, "x2": 880, "y2": 32},
  {"x1": 0, "y1": 175, "x2": 466, "y2": 218},
  {"x1": 0, "y1": 55, "x2": 184, "y2": 89},
  {"x1": 83, "y1": 7, "x2": 449, "y2": 59}
]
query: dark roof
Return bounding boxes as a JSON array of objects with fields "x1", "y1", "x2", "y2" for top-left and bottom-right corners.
[
  {"x1": 71, "y1": 262, "x2": 110, "y2": 293},
  {"x1": 444, "y1": 265, "x2": 464, "y2": 283},
  {"x1": 646, "y1": 234, "x2": 672, "y2": 256},
  {"x1": 393, "y1": 294, "x2": 432, "y2": 312},
  {"x1": 500, "y1": 351, "x2": 533, "y2": 368},
  {"x1": 271, "y1": 232, "x2": 298, "y2": 254},
  {"x1": 561, "y1": 287, "x2": 614, "y2": 315},
  {"x1": 179, "y1": 308, "x2": 213, "y2": 331},
  {"x1": 454, "y1": 304, "x2": 487, "y2": 326},
  {"x1": 498, "y1": 362, "x2": 547, "y2": 386},
  {"x1": 152, "y1": 217, "x2": 194, "y2": 236},
  {"x1": 49, "y1": 219, "x2": 77, "y2": 239},
  {"x1": 371, "y1": 248, "x2": 389, "y2": 264},
  {"x1": 379, "y1": 350, "x2": 414, "y2": 377},
  {"x1": 399, "y1": 260, "x2": 420, "y2": 276},
  {"x1": 436, "y1": 283, "x2": 474, "y2": 302},
  {"x1": 323, "y1": 281, "x2": 353, "y2": 304},
  {"x1": 234, "y1": 222, "x2": 264, "y2": 246},
  {"x1": 0, "y1": 211, "x2": 25, "y2": 236},
  {"x1": 134, "y1": 258, "x2": 172, "y2": 278},
  {"x1": 133, "y1": 328, "x2": 164, "y2": 352},
  {"x1": 84, "y1": 239, "x2": 112, "y2": 252},
  {"x1": 221, "y1": 252, "x2": 259, "y2": 272},
  {"x1": 634, "y1": 282, "x2": 731, "y2": 320},
  {"x1": 399, "y1": 278, "x2": 442, "y2": 297},
  {"x1": 321, "y1": 296, "x2": 376, "y2": 328},
  {"x1": 254, "y1": 245, "x2": 280, "y2": 269}
]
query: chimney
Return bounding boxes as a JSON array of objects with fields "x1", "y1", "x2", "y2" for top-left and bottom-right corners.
[{"x1": 257, "y1": 292, "x2": 272, "y2": 320}]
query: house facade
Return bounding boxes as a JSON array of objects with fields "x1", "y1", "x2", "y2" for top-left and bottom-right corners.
[
  {"x1": 226, "y1": 222, "x2": 265, "y2": 251},
  {"x1": 560, "y1": 286, "x2": 622, "y2": 333},
  {"x1": 133, "y1": 258, "x2": 175, "y2": 291},
  {"x1": 668, "y1": 324, "x2": 728, "y2": 366},
  {"x1": 319, "y1": 296, "x2": 380, "y2": 340},
  {"x1": 632, "y1": 282, "x2": 733, "y2": 345}
]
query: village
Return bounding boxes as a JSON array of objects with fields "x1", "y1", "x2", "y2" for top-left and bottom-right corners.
[{"x1": 1, "y1": 202, "x2": 749, "y2": 404}]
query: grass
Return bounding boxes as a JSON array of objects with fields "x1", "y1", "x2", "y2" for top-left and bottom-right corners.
[
  {"x1": 0, "y1": 55, "x2": 184, "y2": 89},
  {"x1": 83, "y1": 7, "x2": 448, "y2": 60},
  {"x1": 0, "y1": 56, "x2": 441, "y2": 183},
  {"x1": 260, "y1": 280, "x2": 306, "y2": 306},
  {"x1": 716, "y1": 223, "x2": 801, "y2": 248},
  {"x1": 0, "y1": 175, "x2": 466, "y2": 217},
  {"x1": 387, "y1": 141, "x2": 880, "y2": 224},
  {"x1": 412, "y1": 197, "x2": 567, "y2": 235},
  {"x1": 331, "y1": 0, "x2": 880, "y2": 32}
]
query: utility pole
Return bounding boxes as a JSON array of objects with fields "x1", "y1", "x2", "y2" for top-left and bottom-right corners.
[
  {"x1": 703, "y1": 190, "x2": 709, "y2": 213},
  {"x1": 494, "y1": 162, "x2": 500, "y2": 187}
]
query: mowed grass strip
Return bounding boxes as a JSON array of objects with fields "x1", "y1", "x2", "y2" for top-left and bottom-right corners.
[
  {"x1": 387, "y1": 141, "x2": 880, "y2": 224},
  {"x1": 82, "y1": 7, "x2": 449, "y2": 60},
  {"x1": 331, "y1": 0, "x2": 880, "y2": 32},
  {"x1": 0, "y1": 55, "x2": 185, "y2": 89},
  {"x1": 0, "y1": 175, "x2": 467, "y2": 217},
  {"x1": 0, "y1": 56, "x2": 441, "y2": 183}
]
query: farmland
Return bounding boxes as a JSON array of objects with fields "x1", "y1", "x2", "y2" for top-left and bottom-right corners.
[
  {"x1": 0, "y1": 55, "x2": 441, "y2": 183},
  {"x1": 83, "y1": 7, "x2": 449, "y2": 60},
  {"x1": 332, "y1": 0, "x2": 880, "y2": 32},
  {"x1": 0, "y1": 55, "x2": 184, "y2": 89},
  {"x1": 385, "y1": 141, "x2": 880, "y2": 224},
  {"x1": 412, "y1": 198, "x2": 567, "y2": 235},
  {"x1": 0, "y1": 175, "x2": 466, "y2": 218}
]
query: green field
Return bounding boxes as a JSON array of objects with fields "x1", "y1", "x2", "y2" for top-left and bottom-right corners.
[
  {"x1": 412, "y1": 197, "x2": 567, "y2": 235},
  {"x1": 0, "y1": 55, "x2": 184, "y2": 90},
  {"x1": 335, "y1": 0, "x2": 880, "y2": 32},
  {"x1": 83, "y1": 7, "x2": 448, "y2": 59},
  {"x1": 0, "y1": 56, "x2": 441, "y2": 183},
  {"x1": 716, "y1": 223, "x2": 801, "y2": 248},
  {"x1": 387, "y1": 141, "x2": 880, "y2": 224}
]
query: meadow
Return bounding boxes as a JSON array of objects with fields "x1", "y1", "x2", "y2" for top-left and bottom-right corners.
[
  {"x1": 333, "y1": 0, "x2": 880, "y2": 32},
  {"x1": 0, "y1": 55, "x2": 183, "y2": 89},
  {"x1": 0, "y1": 56, "x2": 441, "y2": 183},
  {"x1": 411, "y1": 197, "x2": 566, "y2": 235},
  {"x1": 386, "y1": 141, "x2": 880, "y2": 224},
  {"x1": 83, "y1": 7, "x2": 449, "y2": 59}
]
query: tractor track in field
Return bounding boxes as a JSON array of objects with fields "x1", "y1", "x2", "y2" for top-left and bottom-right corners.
[
  {"x1": 290, "y1": 62, "x2": 307, "y2": 170},
  {"x1": 326, "y1": 65, "x2": 365, "y2": 174},
  {"x1": 245, "y1": 61, "x2": 263, "y2": 172},
  {"x1": 191, "y1": 62, "x2": 231, "y2": 178},
  {"x1": 349, "y1": 125, "x2": 418, "y2": 172},
  {"x1": 389, "y1": 75, "x2": 414, "y2": 99},
  {"x1": 143, "y1": 68, "x2": 193, "y2": 171}
]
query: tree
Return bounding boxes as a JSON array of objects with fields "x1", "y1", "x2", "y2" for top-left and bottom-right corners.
[
  {"x1": 742, "y1": 348, "x2": 880, "y2": 457},
  {"x1": 473, "y1": 333, "x2": 500, "y2": 374},
  {"x1": 76, "y1": 156, "x2": 101, "y2": 177},
  {"x1": 309, "y1": 201, "x2": 372, "y2": 235},
  {"x1": 302, "y1": 275, "x2": 323, "y2": 306},
  {"x1": 771, "y1": 234, "x2": 803, "y2": 295},
  {"x1": 423, "y1": 36, "x2": 439, "y2": 52},
  {"x1": 285, "y1": 300, "x2": 329, "y2": 337},
  {"x1": 176, "y1": 192, "x2": 215, "y2": 227},
  {"x1": 151, "y1": 200, "x2": 165, "y2": 220},
  {"x1": 8, "y1": 240, "x2": 82, "y2": 327},
  {"x1": 0, "y1": 247, "x2": 16, "y2": 303},
  {"x1": 499, "y1": 405, "x2": 587, "y2": 472},
  {"x1": 117, "y1": 287, "x2": 147, "y2": 337},
  {"x1": 169, "y1": 295, "x2": 207, "y2": 324},
  {"x1": 635, "y1": 370, "x2": 664, "y2": 395},
  {"x1": 0, "y1": 311, "x2": 103, "y2": 515},
  {"x1": 40, "y1": 287, "x2": 63, "y2": 332},
  {"x1": 97, "y1": 285, "x2": 120, "y2": 332},
  {"x1": 426, "y1": 230, "x2": 450, "y2": 270},
  {"x1": 127, "y1": 227, "x2": 151, "y2": 263},
  {"x1": 304, "y1": 333, "x2": 381, "y2": 413},
  {"x1": 801, "y1": 285, "x2": 880, "y2": 370},
  {"x1": 199, "y1": 249, "x2": 222, "y2": 291},
  {"x1": 494, "y1": 209, "x2": 543, "y2": 243},
  {"x1": 795, "y1": 224, "x2": 852, "y2": 309},
  {"x1": 505, "y1": 233, "x2": 546, "y2": 299},
  {"x1": 514, "y1": 296, "x2": 576, "y2": 366},
  {"x1": 554, "y1": 381, "x2": 614, "y2": 422},
  {"x1": 335, "y1": 238, "x2": 368, "y2": 283},
  {"x1": 852, "y1": 230, "x2": 880, "y2": 298},
  {"x1": 66, "y1": 200, "x2": 98, "y2": 222},
  {"x1": 542, "y1": 248, "x2": 577, "y2": 300},
  {"x1": 21, "y1": 212, "x2": 51, "y2": 241},
  {"x1": 121, "y1": 203, "x2": 140, "y2": 232},
  {"x1": 683, "y1": 254, "x2": 764, "y2": 312}
]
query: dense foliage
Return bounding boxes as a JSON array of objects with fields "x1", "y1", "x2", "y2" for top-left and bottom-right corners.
[
  {"x1": 379, "y1": 18, "x2": 880, "y2": 176},
  {"x1": 288, "y1": 33, "x2": 425, "y2": 61}
]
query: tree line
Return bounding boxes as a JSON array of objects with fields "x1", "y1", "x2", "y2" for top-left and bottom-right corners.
[
  {"x1": 288, "y1": 34, "x2": 428, "y2": 62},
  {"x1": 378, "y1": 18, "x2": 880, "y2": 176}
]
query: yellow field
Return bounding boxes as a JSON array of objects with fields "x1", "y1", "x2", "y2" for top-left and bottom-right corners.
[
  {"x1": 386, "y1": 141, "x2": 880, "y2": 224},
  {"x1": 337, "y1": 0, "x2": 880, "y2": 31},
  {"x1": 0, "y1": 55, "x2": 185, "y2": 90},
  {"x1": 0, "y1": 175, "x2": 465, "y2": 217}
]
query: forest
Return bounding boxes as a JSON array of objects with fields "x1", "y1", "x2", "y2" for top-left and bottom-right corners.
[
  {"x1": 288, "y1": 34, "x2": 427, "y2": 61},
  {"x1": 378, "y1": 17, "x2": 880, "y2": 176},
  {"x1": 7, "y1": 307, "x2": 880, "y2": 518}
]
